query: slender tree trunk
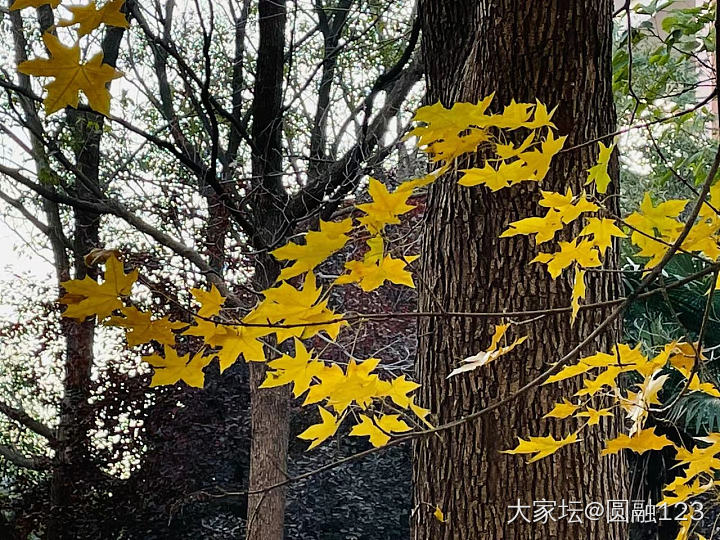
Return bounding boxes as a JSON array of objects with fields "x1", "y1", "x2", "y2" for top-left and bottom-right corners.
[
  {"x1": 413, "y1": 2, "x2": 627, "y2": 538},
  {"x1": 246, "y1": 0, "x2": 290, "y2": 538}
]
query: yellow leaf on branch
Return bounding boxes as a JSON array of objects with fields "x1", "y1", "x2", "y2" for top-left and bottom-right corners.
[
  {"x1": 18, "y1": 33, "x2": 123, "y2": 115},
  {"x1": 579, "y1": 217, "x2": 626, "y2": 255},
  {"x1": 571, "y1": 267, "x2": 586, "y2": 322},
  {"x1": 190, "y1": 284, "x2": 225, "y2": 318},
  {"x1": 576, "y1": 407, "x2": 613, "y2": 426},
  {"x1": 543, "y1": 399, "x2": 579, "y2": 419},
  {"x1": 532, "y1": 239, "x2": 601, "y2": 279},
  {"x1": 298, "y1": 406, "x2": 340, "y2": 450},
  {"x1": 601, "y1": 427, "x2": 674, "y2": 456},
  {"x1": 58, "y1": 0, "x2": 130, "y2": 36},
  {"x1": 357, "y1": 178, "x2": 416, "y2": 233},
  {"x1": 336, "y1": 236, "x2": 417, "y2": 291},
  {"x1": 272, "y1": 218, "x2": 353, "y2": 280},
  {"x1": 105, "y1": 306, "x2": 186, "y2": 347},
  {"x1": 259, "y1": 339, "x2": 325, "y2": 398},
  {"x1": 59, "y1": 254, "x2": 138, "y2": 320},
  {"x1": 143, "y1": 346, "x2": 212, "y2": 388},
  {"x1": 259, "y1": 273, "x2": 346, "y2": 343},
  {"x1": 585, "y1": 141, "x2": 615, "y2": 194},
  {"x1": 349, "y1": 413, "x2": 411, "y2": 447},
  {"x1": 502, "y1": 432, "x2": 580, "y2": 463},
  {"x1": 447, "y1": 324, "x2": 527, "y2": 377}
]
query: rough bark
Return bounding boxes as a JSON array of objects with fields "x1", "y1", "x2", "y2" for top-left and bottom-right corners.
[{"x1": 413, "y1": 2, "x2": 627, "y2": 539}]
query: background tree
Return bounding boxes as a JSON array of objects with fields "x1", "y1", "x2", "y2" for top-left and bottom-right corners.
[{"x1": 0, "y1": 0, "x2": 421, "y2": 537}]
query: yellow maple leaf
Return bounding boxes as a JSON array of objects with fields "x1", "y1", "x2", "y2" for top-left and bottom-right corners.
[
  {"x1": 501, "y1": 211, "x2": 564, "y2": 244},
  {"x1": 688, "y1": 374, "x2": 720, "y2": 398},
  {"x1": 259, "y1": 273, "x2": 345, "y2": 343},
  {"x1": 576, "y1": 407, "x2": 613, "y2": 426},
  {"x1": 543, "y1": 399, "x2": 579, "y2": 419},
  {"x1": 622, "y1": 372, "x2": 669, "y2": 435},
  {"x1": 314, "y1": 358, "x2": 385, "y2": 413},
  {"x1": 601, "y1": 427, "x2": 674, "y2": 456},
  {"x1": 143, "y1": 346, "x2": 211, "y2": 388},
  {"x1": 495, "y1": 131, "x2": 536, "y2": 160},
  {"x1": 59, "y1": 254, "x2": 138, "y2": 320},
  {"x1": 538, "y1": 188, "x2": 598, "y2": 224},
  {"x1": 272, "y1": 218, "x2": 353, "y2": 280},
  {"x1": 10, "y1": 0, "x2": 60, "y2": 9},
  {"x1": 259, "y1": 339, "x2": 325, "y2": 398},
  {"x1": 190, "y1": 284, "x2": 225, "y2": 318},
  {"x1": 532, "y1": 239, "x2": 601, "y2": 279},
  {"x1": 580, "y1": 217, "x2": 627, "y2": 255},
  {"x1": 349, "y1": 414, "x2": 412, "y2": 447},
  {"x1": 492, "y1": 99, "x2": 533, "y2": 128},
  {"x1": 523, "y1": 100, "x2": 558, "y2": 129},
  {"x1": 585, "y1": 141, "x2": 615, "y2": 193},
  {"x1": 336, "y1": 236, "x2": 418, "y2": 291},
  {"x1": 105, "y1": 306, "x2": 185, "y2": 347},
  {"x1": 18, "y1": 33, "x2": 123, "y2": 115},
  {"x1": 58, "y1": 0, "x2": 129, "y2": 36},
  {"x1": 516, "y1": 131, "x2": 566, "y2": 181},
  {"x1": 575, "y1": 366, "x2": 623, "y2": 397},
  {"x1": 357, "y1": 178, "x2": 415, "y2": 233},
  {"x1": 660, "y1": 477, "x2": 714, "y2": 506},
  {"x1": 669, "y1": 342, "x2": 701, "y2": 378},
  {"x1": 458, "y1": 160, "x2": 533, "y2": 191},
  {"x1": 298, "y1": 406, "x2": 340, "y2": 450},
  {"x1": 408, "y1": 96, "x2": 495, "y2": 162},
  {"x1": 666, "y1": 444, "x2": 720, "y2": 493},
  {"x1": 383, "y1": 375, "x2": 420, "y2": 408},
  {"x1": 433, "y1": 505, "x2": 446, "y2": 523},
  {"x1": 626, "y1": 193, "x2": 687, "y2": 239},
  {"x1": 502, "y1": 432, "x2": 580, "y2": 463}
]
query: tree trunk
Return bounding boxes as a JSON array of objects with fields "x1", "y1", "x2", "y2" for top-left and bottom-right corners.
[
  {"x1": 413, "y1": 2, "x2": 628, "y2": 539},
  {"x1": 246, "y1": 0, "x2": 290, "y2": 538}
]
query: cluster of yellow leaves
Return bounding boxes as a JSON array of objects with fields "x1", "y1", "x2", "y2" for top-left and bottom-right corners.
[
  {"x1": 409, "y1": 96, "x2": 566, "y2": 191},
  {"x1": 626, "y1": 185, "x2": 720, "y2": 268},
  {"x1": 507, "y1": 339, "x2": 720, "y2": 534},
  {"x1": 57, "y1": 95, "x2": 563, "y2": 454},
  {"x1": 15, "y1": 1, "x2": 129, "y2": 115},
  {"x1": 496, "y1": 149, "x2": 627, "y2": 321}
]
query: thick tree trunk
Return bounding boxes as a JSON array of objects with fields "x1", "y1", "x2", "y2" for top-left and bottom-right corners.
[{"x1": 413, "y1": 2, "x2": 628, "y2": 539}]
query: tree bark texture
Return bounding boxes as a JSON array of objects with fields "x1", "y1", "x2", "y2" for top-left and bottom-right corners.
[{"x1": 413, "y1": 2, "x2": 628, "y2": 539}]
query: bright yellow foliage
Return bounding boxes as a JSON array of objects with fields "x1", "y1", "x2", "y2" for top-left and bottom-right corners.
[
  {"x1": 585, "y1": 141, "x2": 615, "y2": 193},
  {"x1": 59, "y1": 255, "x2": 137, "y2": 320},
  {"x1": 349, "y1": 413, "x2": 411, "y2": 447},
  {"x1": 190, "y1": 284, "x2": 225, "y2": 318},
  {"x1": 272, "y1": 218, "x2": 353, "y2": 280},
  {"x1": 106, "y1": 306, "x2": 185, "y2": 347},
  {"x1": 298, "y1": 406, "x2": 340, "y2": 450},
  {"x1": 18, "y1": 33, "x2": 123, "y2": 115},
  {"x1": 260, "y1": 339, "x2": 325, "y2": 398},
  {"x1": 336, "y1": 237, "x2": 417, "y2": 290},
  {"x1": 543, "y1": 399, "x2": 579, "y2": 419},
  {"x1": 356, "y1": 178, "x2": 416, "y2": 233},
  {"x1": 144, "y1": 346, "x2": 212, "y2": 388},
  {"x1": 601, "y1": 427, "x2": 674, "y2": 455},
  {"x1": 502, "y1": 432, "x2": 580, "y2": 463}
]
